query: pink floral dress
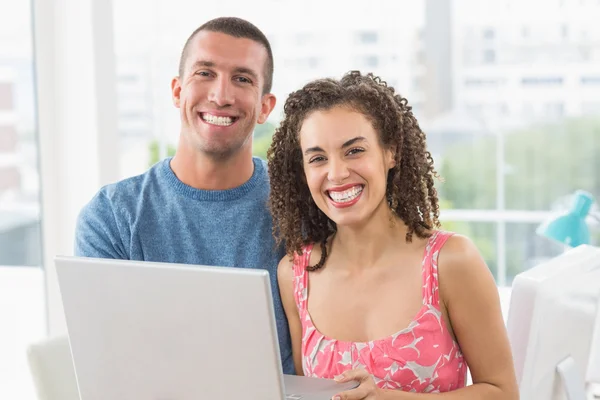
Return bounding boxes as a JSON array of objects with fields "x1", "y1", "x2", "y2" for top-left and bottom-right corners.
[{"x1": 291, "y1": 231, "x2": 467, "y2": 392}]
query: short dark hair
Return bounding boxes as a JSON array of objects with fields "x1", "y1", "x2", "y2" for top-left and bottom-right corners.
[{"x1": 178, "y1": 17, "x2": 274, "y2": 94}]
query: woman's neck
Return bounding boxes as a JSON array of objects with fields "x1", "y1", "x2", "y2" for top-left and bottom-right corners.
[{"x1": 332, "y1": 207, "x2": 409, "y2": 272}]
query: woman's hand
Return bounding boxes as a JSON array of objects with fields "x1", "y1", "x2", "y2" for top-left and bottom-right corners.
[{"x1": 332, "y1": 368, "x2": 383, "y2": 400}]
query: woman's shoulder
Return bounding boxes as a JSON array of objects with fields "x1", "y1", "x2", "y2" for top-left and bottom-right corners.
[
  {"x1": 277, "y1": 243, "x2": 316, "y2": 277},
  {"x1": 436, "y1": 232, "x2": 481, "y2": 266},
  {"x1": 436, "y1": 232, "x2": 493, "y2": 293}
]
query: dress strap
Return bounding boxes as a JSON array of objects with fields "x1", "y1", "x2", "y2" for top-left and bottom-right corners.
[
  {"x1": 422, "y1": 231, "x2": 454, "y2": 306},
  {"x1": 292, "y1": 243, "x2": 314, "y2": 313}
]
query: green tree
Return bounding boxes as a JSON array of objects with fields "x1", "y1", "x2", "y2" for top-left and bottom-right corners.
[
  {"x1": 146, "y1": 119, "x2": 279, "y2": 166},
  {"x1": 438, "y1": 117, "x2": 600, "y2": 210},
  {"x1": 148, "y1": 140, "x2": 176, "y2": 167},
  {"x1": 438, "y1": 199, "x2": 497, "y2": 277},
  {"x1": 437, "y1": 116, "x2": 600, "y2": 281},
  {"x1": 252, "y1": 120, "x2": 277, "y2": 160}
]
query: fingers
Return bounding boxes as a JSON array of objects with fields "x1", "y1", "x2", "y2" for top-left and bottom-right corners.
[
  {"x1": 332, "y1": 385, "x2": 370, "y2": 400},
  {"x1": 335, "y1": 368, "x2": 370, "y2": 383},
  {"x1": 333, "y1": 369, "x2": 374, "y2": 400}
]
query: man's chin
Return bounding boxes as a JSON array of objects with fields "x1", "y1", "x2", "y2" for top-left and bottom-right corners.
[{"x1": 195, "y1": 142, "x2": 247, "y2": 161}]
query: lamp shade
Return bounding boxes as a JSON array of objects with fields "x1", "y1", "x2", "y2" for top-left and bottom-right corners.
[{"x1": 536, "y1": 190, "x2": 595, "y2": 247}]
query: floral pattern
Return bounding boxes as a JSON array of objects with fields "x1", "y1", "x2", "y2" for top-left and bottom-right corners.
[{"x1": 292, "y1": 231, "x2": 467, "y2": 392}]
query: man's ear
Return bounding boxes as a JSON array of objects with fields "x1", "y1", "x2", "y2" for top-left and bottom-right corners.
[
  {"x1": 171, "y1": 76, "x2": 182, "y2": 108},
  {"x1": 257, "y1": 93, "x2": 277, "y2": 124}
]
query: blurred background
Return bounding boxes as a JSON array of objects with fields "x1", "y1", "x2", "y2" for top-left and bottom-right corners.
[{"x1": 1, "y1": 0, "x2": 599, "y2": 397}]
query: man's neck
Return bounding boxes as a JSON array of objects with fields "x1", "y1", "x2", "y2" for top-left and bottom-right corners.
[{"x1": 170, "y1": 146, "x2": 255, "y2": 191}]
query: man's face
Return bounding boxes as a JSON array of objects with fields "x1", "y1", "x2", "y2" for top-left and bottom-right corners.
[{"x1": 171, "y1": 31, "x2": 276, "y2": 159}]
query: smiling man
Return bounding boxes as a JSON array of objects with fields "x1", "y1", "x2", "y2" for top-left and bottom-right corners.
[{"x1": 74, "y1": 17, "x2": 293, "y2": 374}]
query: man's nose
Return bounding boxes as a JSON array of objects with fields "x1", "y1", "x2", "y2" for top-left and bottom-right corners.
[{"x1": 208, "y1": 76, "x2": 234, "y2": 107}]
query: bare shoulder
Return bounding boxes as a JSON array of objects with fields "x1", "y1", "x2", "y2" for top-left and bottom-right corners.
[
  {"x1": 437, "y1": 233, "x2": 497, "y2": 305},
  {"x1": 277, "y1": 254, "x2": 295, "y2": 282},
  {"x1": 438, "y1": 233, "x2": 488, "y2": 275}
]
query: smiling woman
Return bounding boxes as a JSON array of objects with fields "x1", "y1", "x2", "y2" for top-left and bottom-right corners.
[{"x1": 267, "y1": 71, "x2": 519, "y2": 399}]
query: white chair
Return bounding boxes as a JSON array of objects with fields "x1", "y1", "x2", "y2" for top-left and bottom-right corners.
[{"x1": 26, "y1": 335, "x2": 79, "y2": 400}]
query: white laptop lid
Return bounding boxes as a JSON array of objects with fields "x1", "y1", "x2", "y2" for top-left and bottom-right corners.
[{"x1": 55, "y1": 256, "x2": 286, "y2": 400}]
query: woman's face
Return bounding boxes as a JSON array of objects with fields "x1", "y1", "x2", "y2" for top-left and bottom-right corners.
[{"x1": 299, "y1": 106, "x2": 396, "y2": 228}]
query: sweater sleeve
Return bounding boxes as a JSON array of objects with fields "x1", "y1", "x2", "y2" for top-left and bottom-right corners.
[{"x1": 74, "y1": 190, "x2": 129, "y2": 259}]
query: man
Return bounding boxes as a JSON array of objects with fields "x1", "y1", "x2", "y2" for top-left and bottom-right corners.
[{"x1": 74, "y1": 17, "x2": 293, "y2": 374}]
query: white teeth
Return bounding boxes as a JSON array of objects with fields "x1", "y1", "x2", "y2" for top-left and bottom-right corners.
[
  {"x1": 329, "y1": 186, "x2": 363, "y2": 203},
  {"x1": 201, "y1": 113, "x2": 234, "y2": 126}
]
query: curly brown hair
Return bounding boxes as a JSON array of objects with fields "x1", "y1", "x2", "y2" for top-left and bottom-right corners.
[{"x1": 267, "y1": 71, "x2": 440, "y2": 270}]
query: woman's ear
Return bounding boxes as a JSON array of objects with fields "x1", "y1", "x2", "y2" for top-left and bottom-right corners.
[{"x1": 385, "y1": 146, "x2": 398, "y2": 170}]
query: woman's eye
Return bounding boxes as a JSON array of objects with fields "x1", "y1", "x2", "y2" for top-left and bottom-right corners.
[
  {"x1": 347, "y1": 148, "x2": 365, "y2": 156},
  {"x1": 308, "y1": 156, "x2": 325, "y2": 164}
]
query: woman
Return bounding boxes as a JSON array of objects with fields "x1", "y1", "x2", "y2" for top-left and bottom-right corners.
[{"x1": 267, "y1": 71, "x2": 518, "y2": 399}]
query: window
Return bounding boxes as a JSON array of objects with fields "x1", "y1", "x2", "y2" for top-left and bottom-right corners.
[
  {"x1": 0, "y1": 1, "x2": 45, "y2": 398},
  {"x1": 357, "y1": 31, "x2": 378, "y2": 44},
  {"x1": 0, "y1": 16, "x2": 42, "y2": 264},
  {"x1": 413, "y1": 76, "x2": 424, "y2": 91},
  {"x1": 483, "y1": 49, "x2": 496, "y2": 64},
  {"x1": 464, "y1": 78, "x2": 502, "y2": 87},
  {"x1": 293, "y1": 32, "x2": 313, "y2": 46},
  {"x1": 521, "y1": 76, "x2": 564, "y2": 85},
  {"x1": 363, "y1": 55, "x2": 380, "y2": 68},
  {"x1": 0, "y1": 82, "x2": 13, "y2": 110},
  {"x1": 483, "y1": 28, "x2": 495, "y2": 39},
  {"x1": 581, "y1": 76, "x2": 600, "y2": 84},
  {"x1": 110, "y1": 0, "x2": 600, "y2": 290},
  {"x1": 581, "y1": 102, "x2": 600, "y2": 114},
  {"x1": 543, "y1": 102, "x2": 565, "y2": 117}
]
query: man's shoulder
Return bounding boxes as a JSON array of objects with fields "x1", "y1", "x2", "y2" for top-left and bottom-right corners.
[
  {"x1": 255, "y1": 156, "x2": 269, "y2": 178},
  {"x1": 83, "y1": 160, "x2": 166, "y2": 214},
  {"x1": 252, "y1": 156, "x2": 271, "y2": 189}
]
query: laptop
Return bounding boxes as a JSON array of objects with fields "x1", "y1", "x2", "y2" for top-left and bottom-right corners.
[{"x1": 55, "y1": 256, "x2": 359, "y2": 400}]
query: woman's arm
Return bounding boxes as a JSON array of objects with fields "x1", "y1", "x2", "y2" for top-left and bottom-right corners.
[
  {"x1": 277, "y1": 255, "x2": 304, "y2": 376},
  {"x1": 426, "y1": 233, "x2": 519, "y2": 399}
]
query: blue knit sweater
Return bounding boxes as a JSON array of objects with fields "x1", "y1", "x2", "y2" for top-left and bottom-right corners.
[{"x1": 74, "y1": 157, "x2": 293, "y2": 374}]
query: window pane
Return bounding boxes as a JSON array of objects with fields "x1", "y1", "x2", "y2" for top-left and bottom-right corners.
[
  {"x1": 113, "y1": 1, "x2": 426, "y2": 177},
  {"x1": 434, "y1": 130, "x2": 498, "y2": 210},
  {"x1": 0, "y1": 6, "x2": 41, "y2": 267},
  {"x1": 504, "y1": 117, "x2": 600, "y2": 211},
  {"x1": 111, "y1": 0, "x2": 600, "y2": 290},
  {"x1": 504, "y1": 222, "x2": 564, "y2": 284},
  {"x1": 0, "y1": 1, "x2": 45, "y2": 399}
]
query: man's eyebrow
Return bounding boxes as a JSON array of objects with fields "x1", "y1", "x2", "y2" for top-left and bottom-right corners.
[
  {"x1": 191, "y1": 60, "x2": 215, "y2": 69},
  {"x1": 233, "y1": 66, "x2": 259, "y2": 82},
  {"x1": 190, "y1": 60, "x2": 259, "y2": 81}
]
